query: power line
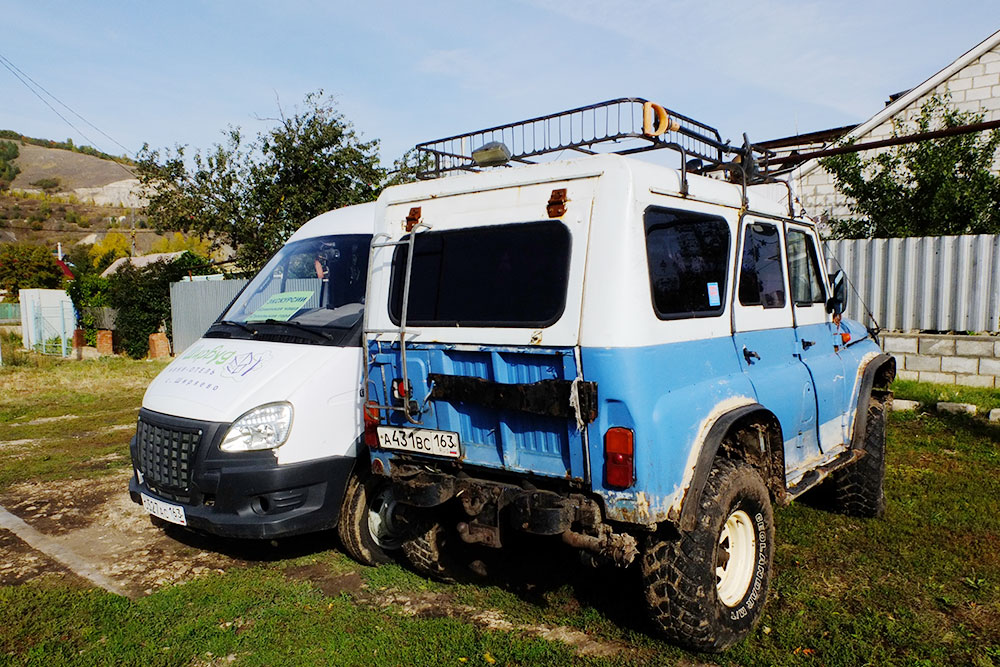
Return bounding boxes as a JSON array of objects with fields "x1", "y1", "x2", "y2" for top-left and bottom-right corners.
[{"x1": 0, "y1": 52, "x2": 138, "y2": 181}]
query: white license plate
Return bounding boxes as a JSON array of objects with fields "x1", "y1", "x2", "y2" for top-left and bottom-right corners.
[
  {"x1": 377, "y1": 426, "x2": 461, "y2": 459},
  {"x1": 141, "y1": 493, "x2": 187, "y2": 526}
]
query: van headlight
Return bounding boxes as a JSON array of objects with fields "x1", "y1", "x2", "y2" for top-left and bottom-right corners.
[{"x1": 220, "y1": 403, "x2": 293, "y2": 452}]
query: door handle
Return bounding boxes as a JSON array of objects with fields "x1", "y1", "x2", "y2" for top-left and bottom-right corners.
[
  {"x1": 801, "y1": 340, "x2": 815, "y2": 350},
  {"x1": 742, "y1": 346, "x2": 760, "y2": 364}
]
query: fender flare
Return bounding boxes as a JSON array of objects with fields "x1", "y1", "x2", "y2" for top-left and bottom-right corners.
[
  {"x1": 849, "y1": 353, "x2": 896, "y2": 450},
  {"x1": 677, "y1": 403, "x2": 782, "y2": 532}
]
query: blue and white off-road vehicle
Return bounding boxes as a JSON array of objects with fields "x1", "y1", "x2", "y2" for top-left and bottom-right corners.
[{"x1": 360, "y1": 99, "x2": 895, "y2": 651}]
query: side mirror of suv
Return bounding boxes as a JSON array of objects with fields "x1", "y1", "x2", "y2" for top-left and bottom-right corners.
[{"x1": 826, "y1": 270, "x2": 847, "y2": 316}]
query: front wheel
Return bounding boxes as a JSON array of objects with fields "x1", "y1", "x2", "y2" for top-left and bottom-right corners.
[
  {"x1": 832, "y1": 399, "x2": 887, "y2": 518},
  {"x1": 337, "y1": 472, "x2": 404, "y2": 566},
  {"x1": 642, "y1": 459, "x2": 774, "y2": 652}
]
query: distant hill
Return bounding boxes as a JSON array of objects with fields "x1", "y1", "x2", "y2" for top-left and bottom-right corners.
[{"x1": 1, "y1": 138, "x2": 145, "y2": 208}]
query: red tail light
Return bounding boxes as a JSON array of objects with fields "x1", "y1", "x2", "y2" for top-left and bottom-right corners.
[
  {"x1": 604, "y1": 427, "x2": 635, "y2": 489},
  {"x1": 363, "y1": 401, "x2": 381, "y2": 448}
]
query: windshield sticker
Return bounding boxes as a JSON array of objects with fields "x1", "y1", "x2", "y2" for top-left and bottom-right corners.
[
  {"x1": 247, "y1": 291, "x2": 314, "y2": 322},
  {"x1": 707, "y1": 282, "x2": 721, "y2": 307}
]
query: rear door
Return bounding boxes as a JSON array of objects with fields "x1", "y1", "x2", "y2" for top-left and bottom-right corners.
[{"x1": 368, "y1": 178, "x2": 598, "y2": 481}]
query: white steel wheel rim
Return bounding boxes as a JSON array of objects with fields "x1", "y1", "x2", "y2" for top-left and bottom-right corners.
[
  {"x1": 367, "y1": 486, "x2": 403, "y2": 550},
  {"x1": 716, "y1": 509, "x2": 757, "y2": 607}
]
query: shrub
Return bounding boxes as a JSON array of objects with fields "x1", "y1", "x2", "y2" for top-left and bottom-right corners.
[
  {"x1": 30, "y1": 221, "x2": 43, "y2": 231},
  {"x1": 106, "y1": 252, "x2": 210, "y2": 358},
  {"x1": 30, "y1": 178, "x2": 60, "y2": 191}
]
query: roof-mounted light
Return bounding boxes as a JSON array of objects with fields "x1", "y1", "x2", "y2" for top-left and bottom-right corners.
[{"x1": 472, "y1": 141, "x2": 512, "y2": 167}]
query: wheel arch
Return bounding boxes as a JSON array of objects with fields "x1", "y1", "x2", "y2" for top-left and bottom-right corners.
[
  {"x1": 677, "y1": 404, "x2": 785, "y2": 532},
  {"x1": 849, "y1": 353, "x2": 896, "y2": 451}
]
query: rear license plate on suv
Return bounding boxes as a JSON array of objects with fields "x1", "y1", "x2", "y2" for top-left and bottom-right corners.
[
  {"x1": 377, "y1": 426, "x2": 461, "y2": 458},
  {"x1": 141, "y1": 493, "x2": 187, "y2": 526}
]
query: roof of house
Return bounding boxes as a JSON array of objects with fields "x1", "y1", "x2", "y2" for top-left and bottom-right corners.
[
  {"x1": 100, "y1": 251, "x2": 187, "y2": 278},
  {"x1": 794, "y1": 28, "x2": 1000, "y2": 179}
]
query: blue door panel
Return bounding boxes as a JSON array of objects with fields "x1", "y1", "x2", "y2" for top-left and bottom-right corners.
[
  {"x1": 793, "y1": 320, "x2": 847, "y2": 450},
  {"x1": 732, "y1": 327, "x2": 820, "y2": 472}
]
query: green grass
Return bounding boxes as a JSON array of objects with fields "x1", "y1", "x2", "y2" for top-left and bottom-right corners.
[
  {"x1": 0, "y1": 345, "x2": 166, "y2": 491},
  {"x1": 892, "y1": 378, "x2": 1000, "y2": 413},
  {"x1": 1, "y1": 357, "x2": 999, "y2": 665}
]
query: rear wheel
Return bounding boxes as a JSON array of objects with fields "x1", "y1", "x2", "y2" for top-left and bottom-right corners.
[
  {"x1": 832, "y1": 399, "x2": 887, "y2": 518},
  {"x1": 402, "y1": 518, "x2": 458, "y2": 582},
  {"x1": 338, "y1": 472, "x2": 404, "y2": 566},
  {"x1": 642, "y1": 459, "x2": 774, "y2": 652}
]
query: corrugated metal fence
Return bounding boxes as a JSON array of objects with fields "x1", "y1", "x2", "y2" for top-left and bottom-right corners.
[
  {"x1": 825, "y1": 234, "x2": 1000, "y2": 333},
  {"x1": 170, "y1": 279, "x2": 248, "y2": 354}
]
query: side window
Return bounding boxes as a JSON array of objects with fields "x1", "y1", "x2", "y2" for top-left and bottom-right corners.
[
  {"x1": 786, "y1": 229, "x2": 826, "y2": 306},
  {"x1": 738, "y1": 222, "x2": 786, "y2": 309},
  {"x1": 644, "y1": 207, "x2": 730, "y2": 319}
]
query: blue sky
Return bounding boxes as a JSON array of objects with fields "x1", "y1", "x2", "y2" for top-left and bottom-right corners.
[{"x1": 2, "y1": 1, "x2": 997, "y2": 169}]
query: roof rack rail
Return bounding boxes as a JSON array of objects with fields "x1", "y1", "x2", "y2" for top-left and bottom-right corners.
[{"x1": 413, "y1": 98, "x2": 740, "y2": 178}]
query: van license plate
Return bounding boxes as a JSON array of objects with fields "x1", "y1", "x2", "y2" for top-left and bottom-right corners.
[
  {"x1": 377, "y1": 426, "x2": 461, "y2": 459},
  {"x1": 141, "y1": 493, "x2": 187, "y2": 526}
]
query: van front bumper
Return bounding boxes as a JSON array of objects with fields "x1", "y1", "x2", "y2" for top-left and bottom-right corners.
[{"x1": 128, "y1": 408, "x2": 356, "y2": 539}]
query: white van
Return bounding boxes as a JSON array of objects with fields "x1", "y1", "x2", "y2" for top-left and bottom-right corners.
[{"x1": 128, "y1": 203, "x2": 402, "y2": 565}]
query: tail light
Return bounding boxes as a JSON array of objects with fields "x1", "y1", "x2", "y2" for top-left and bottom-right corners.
[
  {"x1": 363, "y1": 401, "x2": 381, "y2": 448},
  {"x1": 392, "y1": 378, "x2": 409, "y2": 400},
  {"x1": 604, "y1": 427, "x2": 635, "y2": 489}
]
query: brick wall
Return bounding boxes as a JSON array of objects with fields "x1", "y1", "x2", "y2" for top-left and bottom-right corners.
[{"x1": 882, "y1": 332, "x2": 999, "y2": 388}]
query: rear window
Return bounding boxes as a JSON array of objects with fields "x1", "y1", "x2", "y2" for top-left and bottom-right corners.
[
  {"x1": 644, "y1": 207, "x2": 731, "y2": 319},
  {"x1": 389, "y1": 221, "x2": 571, "y2": 327}
]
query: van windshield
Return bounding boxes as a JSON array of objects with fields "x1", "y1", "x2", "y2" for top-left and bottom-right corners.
[{"x1": 210, "y1": 234, "x2": 370, "y2": 346}]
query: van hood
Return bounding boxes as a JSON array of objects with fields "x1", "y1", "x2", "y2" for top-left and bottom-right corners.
[{"x1": 142, "y1": 338, "x2": 351, "y2": 423}]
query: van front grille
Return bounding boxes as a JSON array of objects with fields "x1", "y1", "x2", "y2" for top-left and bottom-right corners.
[{"x1": 134, "y1": 418, "x2": 203, "y2": 494}]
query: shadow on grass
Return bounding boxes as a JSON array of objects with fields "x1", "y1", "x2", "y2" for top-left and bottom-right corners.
[{"x1": 158, "y1": 522, "x2": 341, "y2": 563}]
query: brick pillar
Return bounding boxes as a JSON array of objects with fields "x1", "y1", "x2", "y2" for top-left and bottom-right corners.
[
  {"x1": 148, "y1": 333, "x2": 171, "y2": 359},
  {"x1": 96, "y1": 330, "x2": 114, "y2": 356},
  {"x1": 73, "y1": 329, "x2": 85, "y2": 361}
]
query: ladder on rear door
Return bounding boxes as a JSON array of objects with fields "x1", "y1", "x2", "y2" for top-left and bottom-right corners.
[{"x1": 362, "y1": 212, "x2": 429, "y2": 425}]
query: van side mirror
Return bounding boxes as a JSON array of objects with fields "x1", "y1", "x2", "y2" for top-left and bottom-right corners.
[{"x1": 826, "y1": 270, "x2": 847, "y2": 316}]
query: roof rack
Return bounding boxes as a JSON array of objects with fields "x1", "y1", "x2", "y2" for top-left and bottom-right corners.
[{"x1": 412, "y1": 97, "x2": 776, "y2": 181}]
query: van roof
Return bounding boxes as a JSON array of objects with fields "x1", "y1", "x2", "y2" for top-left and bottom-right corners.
[
  {"x1": 378, "y1": 153, "x2": 802, "y2": 221},
  {"x1": 286, "y1": 202, "x2": 377, "y2": 242}
]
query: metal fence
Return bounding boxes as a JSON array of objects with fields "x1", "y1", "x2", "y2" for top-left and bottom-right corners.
[
  {"x1": 170, "y1": 279, "x2": 249, "y2": 354},
  {"x1": 0, "y1": 302, "x2": 19, "y2": 324},
  {"x1": 19, "y1": 290, "x2": 75, "y2": 357},
  {"x1": 825, "y1": 234, "x2": 1000, "y2": 333}
]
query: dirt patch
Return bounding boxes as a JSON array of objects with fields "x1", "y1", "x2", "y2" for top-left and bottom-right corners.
[
  {"x1": 0, "y1": 528, "x2": 89, "y2": 588},
  {"x1": 376, "y1": 589, "x2": 629, "y2": 659},
  {"x1": 285, "y1": 564, "x2": 364, "y2": 598},
  {"x1": 0, "y1": 470, "x2": 253, "y2": 597}
]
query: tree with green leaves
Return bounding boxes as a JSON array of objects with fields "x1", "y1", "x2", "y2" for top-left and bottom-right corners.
[
  {"x1": 137, "y1": 92, "x2": 385, "y2": 273},
  {"x1": 0, "y1": 140, "x2": 20, "y2": 190},
  {"x1": 0, "y1": 243, "x2": 63, "y2": 296},
  {"x1": 820, "y1": 96, "x2": 1000, "y2": 238}
]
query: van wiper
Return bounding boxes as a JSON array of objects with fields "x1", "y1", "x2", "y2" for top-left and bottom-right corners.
[
  {"x1": 262, "y1": 319, "x2": 335, "y2": 342},
  {"x1": 212, "y1": 320, "x2": 259, "y2": 336}
]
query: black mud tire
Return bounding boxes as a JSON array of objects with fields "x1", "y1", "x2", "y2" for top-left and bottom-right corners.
[
  {"x1": 337, "y1": 472, "x2": 404, "y2": 566},
  {"x1": 832, "y1": 399, "x2": 887, "y2": 518},
  {"x1": 401, "y1": 519, "x2": 459, "y2": 583},
  {"x1": 641, "y1": 459, "x2": 774, "y2": 652}
]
